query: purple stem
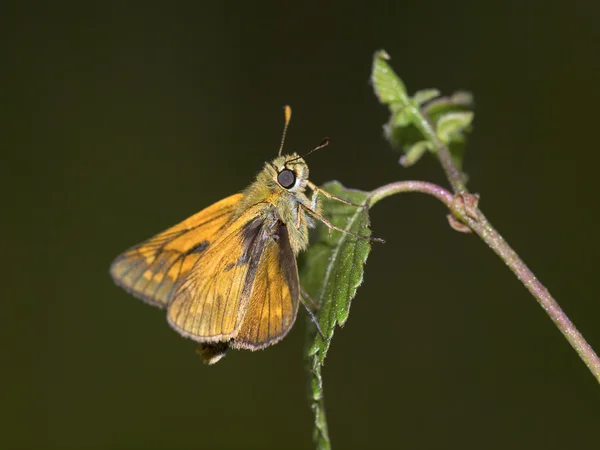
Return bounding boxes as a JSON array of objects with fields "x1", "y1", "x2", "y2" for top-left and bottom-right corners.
[{"x1": 368, "y1": 182, "x2": 600, "y2": 383}]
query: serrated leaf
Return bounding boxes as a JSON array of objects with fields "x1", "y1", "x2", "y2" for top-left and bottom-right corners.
[
  {"x1": 299, "y1": 181, "x2": 375, "y2": 450},
  {"x1": 436, "y1": 111, "x2": 474, "y2": 144},
  {"x1": 371, "y1": 50, "x2": 408, "y2": 105},
  {"x1": 412, "y1": 88, "x2": 440, "y2": 106},
  {"x1": 300, "y1": 181, "x2": 373, "y2": 357},
  {"x1": 372, "y1": 51, "x2": 474, "y2": 178}
]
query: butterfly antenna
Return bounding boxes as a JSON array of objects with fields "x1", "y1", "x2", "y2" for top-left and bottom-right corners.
[
  {"x1": 287, "y1": 137, "x2": 330, "y2": 164},
  {"x1": 278, "y1": 105, "x2": 292, "y2": 156}
]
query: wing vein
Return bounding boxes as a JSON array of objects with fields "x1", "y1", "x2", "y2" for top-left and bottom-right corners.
[{"x1": 148, "y1": 252, "x2": 180, "y2": 300}]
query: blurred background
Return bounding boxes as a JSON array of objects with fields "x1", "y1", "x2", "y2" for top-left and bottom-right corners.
[{"x1": 4, "y1": 2, "x2": 600, "y2": 449}]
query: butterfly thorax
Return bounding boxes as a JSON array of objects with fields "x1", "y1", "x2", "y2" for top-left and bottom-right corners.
[{"x1": 235, "y1": 153, "x2": 319, "y2": 255}]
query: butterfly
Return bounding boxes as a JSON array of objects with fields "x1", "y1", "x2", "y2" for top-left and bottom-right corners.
[{"x1": 110, "y1": 106, "x2": 381, "y2": 364}]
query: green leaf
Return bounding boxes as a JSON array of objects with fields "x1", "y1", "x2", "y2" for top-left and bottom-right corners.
[
  {"x1": 371, "y1": 50, "x2": 474, "y2": 179},
  {"x1": 428, "y1": 102, "x2": 473, "y2": 172},
  {"x1": 412, "y1": 88, "x2": 440, "y2": 106},
  {"x1": 436, "y1": 112, "x2": 474, "y2": 144},
  {"x1": 400, "y1": 140, "x2": 432, "y2": 167},
  {"x1": 299, "y1": 181, "x2": 375, "y2": 450},
  {"x1": 390, "y1": 107, "x2": 412, "y2": 127},
  {"x1": 301, "y1": 181, "x2": 373, "y2": 351},
  {"x1": 371, "y1": 50, "x2": 408, "y2": 105},
  {"x1": 424, "y1": 91, "x2": 473, "y2": 119}
]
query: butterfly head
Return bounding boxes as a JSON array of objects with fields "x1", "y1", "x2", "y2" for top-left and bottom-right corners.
[
  {"x1": 263, "y1": 106, "x2": 329, "y2": 195},
  {"x1": 267, "y1": 153, "x2": 309, "y2": 193}
]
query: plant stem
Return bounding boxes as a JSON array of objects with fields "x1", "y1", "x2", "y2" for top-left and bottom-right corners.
[
  {"x1": 312, "y1": 368, "x2": 330, "y2": 450},
  {"x1": 406, "y1": 104, "x2": 467, "y2": 193},
  {"x1": 368, "y1": 182, "x2": 600, "y2": 383},
  {"x1": 411, "y1": 94, "x2": 600, "y2": 381},
  {"x1": 464, "y1": 210, "x2": 600, "y2": 381},
  {"x1": 368, "y1": 180, "x2": 454, "y2": 208}
]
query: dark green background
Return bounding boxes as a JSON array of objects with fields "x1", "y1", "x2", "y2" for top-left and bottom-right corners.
[{"x1": 5, "y1": 2, "x2": 600, "y2": 449}]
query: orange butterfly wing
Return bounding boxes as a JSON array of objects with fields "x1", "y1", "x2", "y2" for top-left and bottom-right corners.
[
  {"x1": 167, "y1": 207, "x2": 299, "y2": 349},
  {"x1": 110, "y1": 194, "x2": 243, "y2": 308},
  {"x1": 166, "y1": 204, "x2": 267, "y2": 341},
  {"x1": 233, "y1": 223, "x2": 299, "y2": 349}
]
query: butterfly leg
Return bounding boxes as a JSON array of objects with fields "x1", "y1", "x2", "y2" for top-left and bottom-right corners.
[
  {"x1": 309, "y1": 189, "x2": 319, "y2": 211},
  {"x1": 300, "y1": 203, "x2": 385, "y2": 243},
  {"x1": 307, "y1": 180, "x2": 367, "y2": 209},
  {"x1": 300, "y1": 290, "x2": 325, "y2": 340},
  {"x1": 301, "y1": 286, "x2": 320, "y2": 310}
]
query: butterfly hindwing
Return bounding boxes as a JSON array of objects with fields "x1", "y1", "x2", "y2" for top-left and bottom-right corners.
[
  {"x1": 110, "y1": 194, "x2": 243, "y2": 308},
  {"x1": 167, "y1": 206, "x2": 299, "y2": 349},
  {"x1": 166, "y1": 203, "x2": 270, "y2": 341},
  {"x1": 233, "y1": 223, "x2": 300, "y2": 349}
]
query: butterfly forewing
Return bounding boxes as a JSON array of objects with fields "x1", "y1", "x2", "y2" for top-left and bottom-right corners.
[{"x1": 110, "y1": 194, "x2": 242, "y2": 307}]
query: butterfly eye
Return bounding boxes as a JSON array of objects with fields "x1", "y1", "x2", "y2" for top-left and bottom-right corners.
[{"x1": 277, "y1": 169, "x2": 296, "y2": 189}]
